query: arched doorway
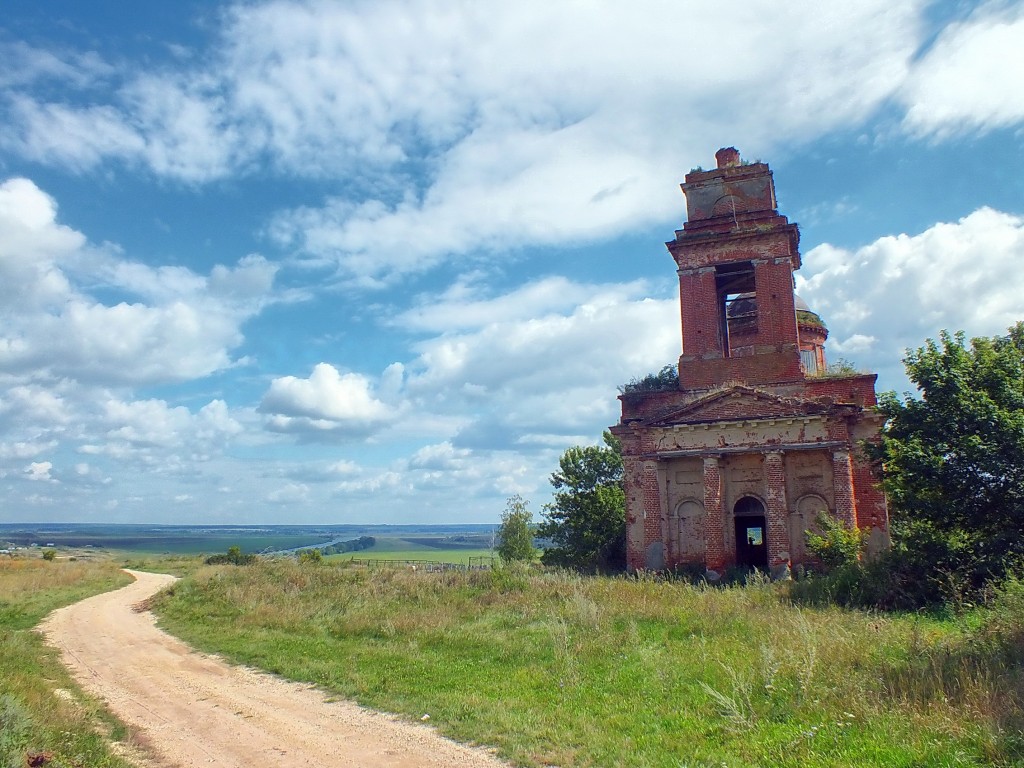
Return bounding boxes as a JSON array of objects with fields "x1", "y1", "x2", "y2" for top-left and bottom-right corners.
[{"x1": 734, "y1": 496, "x2": 768, "y2": 568}]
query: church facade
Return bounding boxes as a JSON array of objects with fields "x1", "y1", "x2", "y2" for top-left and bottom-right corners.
[{"x1": 611, "y1": 148, "x2": 888, "y2": 577}]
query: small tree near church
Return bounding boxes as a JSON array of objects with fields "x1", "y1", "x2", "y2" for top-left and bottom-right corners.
[
  {"x1": 496, "y1": 494, "x2": 535, "y2": 563},
  {"x1": 538, "y1": 431, "x2": 626, "y2": 572}
]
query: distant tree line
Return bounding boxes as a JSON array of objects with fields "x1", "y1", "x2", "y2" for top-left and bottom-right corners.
[{"x1": 316, "y1": 536, "x2": 376, "y2": 556}]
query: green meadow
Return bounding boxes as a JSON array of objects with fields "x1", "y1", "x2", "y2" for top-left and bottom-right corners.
[{"x1": 153, "y1": 558, "x2": 1024, "y2": 768}]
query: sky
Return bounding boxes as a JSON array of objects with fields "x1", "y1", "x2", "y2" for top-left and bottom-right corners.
[{"x1": 1, "y1": 0, "x2": 1023, "y2": 526}]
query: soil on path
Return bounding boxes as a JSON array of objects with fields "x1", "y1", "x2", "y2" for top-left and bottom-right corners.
[{"x1": 40, "y1": 570, "x2": 512, "y2": 768}]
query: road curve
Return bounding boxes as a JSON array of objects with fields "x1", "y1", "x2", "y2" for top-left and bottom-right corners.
[{"x1": 40, "y1": 570, "x2": 510, "y2": 768}]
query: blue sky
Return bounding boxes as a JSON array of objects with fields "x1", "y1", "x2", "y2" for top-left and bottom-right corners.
[{"x1": 2, "y1": 0, "x2": 1023, "y2": 525}]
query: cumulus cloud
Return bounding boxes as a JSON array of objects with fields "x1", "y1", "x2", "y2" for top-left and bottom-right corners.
[
  {"x1": 267, "y1": 482, "x2": 310, "y2": 504},
  {"x1": 0, "y1": 177, "x2": 277, "y2": 385},
  {"x1": 798, "y1": 207, "x2": 1024, "y2": 390},
  {"x1": 256, "y1": 0, "x2": 923, "y2": 281},
  {"x1": 901, "y1": 2, "x2": 1024, "y2": 137},
  {"x1": 388, "y1": 282, "x2": 679, "y2": 448},
  {"x1": 406, "y1": 291, "x2": 677, "y2": 396},
  {"x1": 408, "y1": 441, "x2": 471, "y2": 471},
  {"x1": 260, "y1": 363, "x2": 399, "y2": 437},
  {"x1": 0, "y1": 175, "x2": 279, "y2": 521},
  {"x1": 25, "y1": 461, "x2": 55, "y2": 482},
  {"x1": 256, "y1": 275, "x2": 677, "y2": 454},
  {"x1": 3, "y1": 1, "x2": 925, "y2": 282}
]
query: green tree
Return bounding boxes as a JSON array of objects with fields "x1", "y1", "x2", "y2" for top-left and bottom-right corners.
[
  {"x1": 868, "y1": 323, "x2": 1024, "y2": 604},
  {"x1": 538, "y1": 431, "x2": 625, "y2": 571},
  {"x1": 41, "y1": 548, "x2": 56, "y2": 561},
  {"x1": 496, "y1": 494, "x2": 535, "y2": 563}
]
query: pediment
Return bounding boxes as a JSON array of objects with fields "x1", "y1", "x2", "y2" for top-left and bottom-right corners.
[{"x1": 648, "y1": 386, "x2": 831, "y2": 427}]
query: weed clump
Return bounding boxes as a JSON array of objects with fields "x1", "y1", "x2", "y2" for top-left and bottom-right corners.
[
  {"x1": 204, "y1": 546, "x2": 256, "y2": 566},
  {"x1": 297, "y1": 549, "x2": 323, "y2": 565}
]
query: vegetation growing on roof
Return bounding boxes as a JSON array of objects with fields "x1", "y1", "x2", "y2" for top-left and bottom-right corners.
[
  {"x1": 619, "y1": 364, "x2": 679, "y2": 394},
  {"x1": 796, "y1": 309, "x2": 826, "y2": 329}
]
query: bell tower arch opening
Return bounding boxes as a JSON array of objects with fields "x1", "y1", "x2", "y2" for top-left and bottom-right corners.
[{"x1": 716, "y1": 262, "x2": 757, "y2": 358}]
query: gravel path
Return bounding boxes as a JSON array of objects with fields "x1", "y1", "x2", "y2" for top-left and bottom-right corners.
[{"x1": 40, "y1": 570, "x2": 511, "y2": 768}]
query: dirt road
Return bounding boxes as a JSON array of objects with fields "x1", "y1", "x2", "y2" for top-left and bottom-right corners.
[{"x1": 40, "y1": 570, "x2": 511, "y2": 768}]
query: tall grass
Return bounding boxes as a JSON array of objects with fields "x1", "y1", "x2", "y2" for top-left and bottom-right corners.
[
  {"x1": 0, "y1": 558, "x2": 134, "y2": 767},
  {"x1": 155, "y1": 560, "x2": 1021, "y2": 767}
]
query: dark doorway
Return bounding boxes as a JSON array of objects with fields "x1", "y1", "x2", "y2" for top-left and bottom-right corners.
[{"x1": 734, "y1": 497, "x2": 768, "y2": 569}]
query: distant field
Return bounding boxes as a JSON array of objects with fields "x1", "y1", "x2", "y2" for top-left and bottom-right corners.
[
  {"x1": 329, "y1": 536, "x2": 497, "y2": 565},
  {"x1": 114, "y1": 535, "x2": 334, "y2": 555},
  {"x1": 0, "y1": 525, "x2": 498, "y2": 557},
  {"x1": 4, "y1": 534, "x2": 333, "y2": 555}
]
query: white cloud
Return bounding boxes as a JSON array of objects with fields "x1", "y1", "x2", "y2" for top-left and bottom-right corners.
[
  {"x1": 261, "y1": 0, "x2": 922, "y2": 281},
  {"x1": 798, "y1": 207, "x2": 1024, "y2": 390},
  {"x1": 409, "y1": 441, "x2": 471, "y2": 471},
  {"x1": 0, "y1": 441, "x2": 57, "y2": 460},
  {"x1": 4, "y1": 2, "x2": 924, "y2": 282},
  {"x1": 902, "y1": 2, "x2": 1024, "y2": 137},
  {"x1": 0, "y1": 178, "x2": 277, "y2": 385},
  {"x1": 25, "y1": 461, "x2": 55, "y2": 482},
  {"x1": 260, "y1": 363, "x2": 398, "y2": 437},
  {"x1": 0, "y1": 41, "x2": 113, "y2": 89},
  {"x1": 119, "y1": 73, "x2": 241, "y2": 182},
  {"x1": 4, "y1": 97, "x2": 146, "y2": 173},
  {"x1": 334, "y1": 471, "x2": 405, "y2": 495},
  {"x1": 385, "y1": 282, "x2": 680, "y2": 449},
  {"x1": 267, "y1": 482, "x2": 310, "y2": 504},
  {"x1": 326, "y1": 460, "x2": 359, "y2": 475},
  {"x1": 407, "y1": 292, "x2": 677, "y2": 396},
  {"x1": 396, "y1": 275, "x2": 651, "y2": 332}
]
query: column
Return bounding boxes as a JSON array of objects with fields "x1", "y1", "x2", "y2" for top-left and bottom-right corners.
[
  {"x1": 832, "y1": 449, "x2": 857, "y2": 527},
  {"x1": 764, "y1": 451, "x2": 791, "y2": 574},
  {"x1": 657, "y1": 462, "x2": 676, "y2": 566},
  {"x1": 702, "y1": 456, "x2": 725, "y2": 572},
  {"x1": 641, "y1": 460, "x2": 665, "y2": 570}
]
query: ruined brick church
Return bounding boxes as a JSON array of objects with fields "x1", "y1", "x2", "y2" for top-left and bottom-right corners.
[{"x1": 611, "y1": 148, "x2": 887, "y2": 577}]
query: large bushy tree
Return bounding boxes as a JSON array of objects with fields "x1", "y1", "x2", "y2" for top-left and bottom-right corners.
[
  {"x1": 496, "y1": 494, "x2": 535, "y2": 563},
  {"x1": 538, "y1": 431, "x2": 625, "y2": 571},
  {"x1": 869, "y1": 323, "x2": 1024, "y2": 603}
]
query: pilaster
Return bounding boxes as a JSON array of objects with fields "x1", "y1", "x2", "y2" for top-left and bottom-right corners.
[
  {"x1": 703, "y1": 456, "x2": 725, "y2": 571},
  {"x1": 764, "y1": 451, "x2": 791, "y2": 568},
  {"x1": 832, "y1": 449, "x2": 857, "y2": 527}
]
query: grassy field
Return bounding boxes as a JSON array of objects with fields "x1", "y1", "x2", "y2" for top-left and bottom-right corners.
[
  {"x1": 0, "y1": 557, "x2": 136, "y2": 767},
  {"x1": 153, "y1": 559, "x2": 1024, "y2": 767}
]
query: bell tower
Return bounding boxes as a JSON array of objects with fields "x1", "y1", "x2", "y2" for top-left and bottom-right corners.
[
  {"x1": 613, "y1": 148, "x2": 888, "y2": 575},
  {"x1": 668, "y1": 147, "x2": 804, "y2": 389}
]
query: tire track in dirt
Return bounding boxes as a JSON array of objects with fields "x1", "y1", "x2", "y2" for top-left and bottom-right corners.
[{"x1": 40, "y1": 570, "x2": 512, "y2": 768}]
